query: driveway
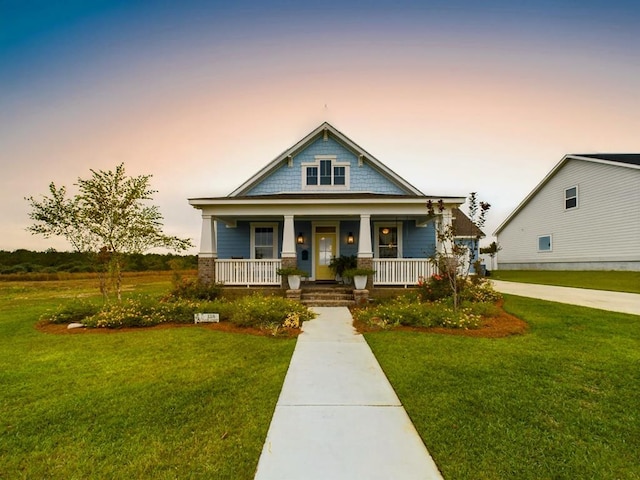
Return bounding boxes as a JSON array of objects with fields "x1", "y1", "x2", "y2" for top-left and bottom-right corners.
[{"x1": 491, "y1": 280, "x2": 640, "y2": 316}]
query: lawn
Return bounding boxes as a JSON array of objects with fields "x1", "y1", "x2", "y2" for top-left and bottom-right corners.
[
  {"x1": 0, "y1": 274, "x2": 296, "y2": 479},
  {"x1": 490, "y1": 270, "x2": 640, "y2": 294},
  {"x1": 365, "y1": 295, "x2": 640, "y2": 479}
]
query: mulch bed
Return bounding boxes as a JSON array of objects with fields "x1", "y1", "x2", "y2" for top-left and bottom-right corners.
[
  {"x1": 354, "y1": 302, "x2": 528, "y2": 338},
  {"x1": 35, "y1": 320, "x2": 301, "y2": 338},
  {"x1": 36, "y1": 302, "x2": 527, "y2": 339}
]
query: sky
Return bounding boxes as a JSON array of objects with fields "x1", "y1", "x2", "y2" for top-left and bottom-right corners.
[{"x1": 2, "y1": 0, "x2": 639, "y2": 254}]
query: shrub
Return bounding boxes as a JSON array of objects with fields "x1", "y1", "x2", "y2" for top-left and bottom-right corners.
[
  {"x1": 460, "y1": 279, "x2": 502, "y2": 303},
  {"x1": 353, "y1": 296, "x2": 482, "y2": 330},
  {"x1": 43, "y1": 298, "x2": 102, "y2": 324},
  {"x1": 166, "y1": 278, "x2": 222, "y2": 301},
  {"x1": 417, "y1": 274, "x2": 451, "y2": 302},
  {"x1": 227, "y1": 294, "x2": 315, "y2": 328}
]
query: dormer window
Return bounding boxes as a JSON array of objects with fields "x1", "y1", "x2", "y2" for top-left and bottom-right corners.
[{"x1": 302, "y1": 156, "x2": 349, "y2": 189}]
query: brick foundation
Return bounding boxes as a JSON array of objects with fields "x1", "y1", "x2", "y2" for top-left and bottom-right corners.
[
  {"x1": 198, "y1": 257, "x2": 216, "y2": 284},
  {"x1": 280, "y1": 257, "x2": 297, "y2": 289},
  {"x1": 357, "y1": 257, "x2": 374, "y2": 290}
]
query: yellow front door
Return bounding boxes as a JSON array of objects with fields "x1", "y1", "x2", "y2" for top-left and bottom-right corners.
[{"x1": 315, "y1": 232, "x2": 336, "y2": 280}]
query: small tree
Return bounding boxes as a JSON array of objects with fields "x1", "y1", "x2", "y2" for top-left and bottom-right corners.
[
  {"x1": 480, "y1": 241, "x2": 501, "y2": 272},
  {"x1": 26, "y1": 164, "x2": 192, "y2": 301},
  {"x1": 427, "y1": 194, "x2": 490, "y2": 311}
]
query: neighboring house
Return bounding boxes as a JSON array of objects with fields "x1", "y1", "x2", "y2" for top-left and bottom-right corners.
[
  {"x1": 494, "y1": 154, "x2": 640, "y2": 271},
  {"x1": 189, "y1": 122, "x2": 479, "y2": 288}
]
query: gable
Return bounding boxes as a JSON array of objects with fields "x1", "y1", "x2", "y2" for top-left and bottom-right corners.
[
  {"x1": 494, "y1": 153, "x2": 640, "y2": 235},
  {"x1": 230, "y1": 122, "x2": 423, "y2": 197},
  {"x1": 244, "y1": 136, "x2": 409, "y2": 196}
]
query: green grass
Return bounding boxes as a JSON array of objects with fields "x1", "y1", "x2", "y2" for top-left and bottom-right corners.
[
  {"x1": 491, "y1": 270, "x2": 640, "y2": 294},
  {"x1": 0, "y1": 276, "x2": 295, "y2": 479},
  {"x1": 366, "y1": 295, "x2": 640, "y2": 480}
]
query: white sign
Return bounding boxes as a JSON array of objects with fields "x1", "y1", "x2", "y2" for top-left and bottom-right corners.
[{"x1": 194, "y1": 313, "x2": 220, "y2": 324}]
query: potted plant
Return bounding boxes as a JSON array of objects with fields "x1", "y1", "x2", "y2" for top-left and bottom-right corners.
[
  {"x1": 343, "y1": 267, "x2": 376, "y2": 290},
  {"x1": 276, "y1": 267, "x2": 308, "y2": 290},
  {"x1": 328, "y1": 255, "x2": 357, "y2": 283}
]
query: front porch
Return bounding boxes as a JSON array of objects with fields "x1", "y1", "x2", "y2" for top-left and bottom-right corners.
[{"x1": 206, "y1": 257, "x2": 436, "y2": 288}]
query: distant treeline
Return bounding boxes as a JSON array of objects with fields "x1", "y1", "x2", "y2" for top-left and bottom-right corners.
[{"x1": 0, "y1": 249, "x2": 197, "y2": 275}]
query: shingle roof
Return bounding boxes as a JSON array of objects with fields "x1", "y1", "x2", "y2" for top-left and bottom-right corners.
[
  {"x1": 453, "y1": 208, "x2": 485, "y2": 238},
  {"x1": 573, "y1": 154, "x2": 640, "y2": 166}
]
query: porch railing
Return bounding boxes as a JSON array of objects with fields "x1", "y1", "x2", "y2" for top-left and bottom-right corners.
[
  {"x1": 373, "y1": 258, "x2": 433, "y2": 287},
  {"x1": 215, "y1": 259, "x2": 281, "y2": 286}
]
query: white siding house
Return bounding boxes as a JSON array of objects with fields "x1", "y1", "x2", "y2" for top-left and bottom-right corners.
[{"x1": 494, "y1": 154, "x2": 640, "y2": 271}]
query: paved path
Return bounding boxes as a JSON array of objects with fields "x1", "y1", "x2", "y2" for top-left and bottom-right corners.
[
  {"x1": 491, "y1": 280, "x2": 640, "y2": 316},
  {"x1": 254, "y1": 307, "x2": 443, "y2": 480}
]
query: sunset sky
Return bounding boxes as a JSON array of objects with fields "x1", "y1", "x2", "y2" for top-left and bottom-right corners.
[{"x1": 2, "y1": 0, "x2": 639, "y2": 253}]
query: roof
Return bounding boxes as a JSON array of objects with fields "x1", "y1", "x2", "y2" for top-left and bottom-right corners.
[
  {"x1": 228, "y1": 122, "x2": 425, "y2": 197},
  {"x1": 494, "y1": 153, "x2": 640, "y2": 235},
  {"x1": 453, "y1": 208, "x2": 485, "y2": 238},
  {"x1": 191, "y1": 193, "x2": 465, "y2": 202},
  {"x1": 573, "y1": 154, "x2": 640, "y2": 166}
]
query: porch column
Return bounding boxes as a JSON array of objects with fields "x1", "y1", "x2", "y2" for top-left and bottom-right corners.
[
  {"x1": 198, "y1": 215, "x2": 217, "y2": 284},
  {"x1": 357, "y1": 214, "x2": 373, "y2": 258},
  {"x1": 437, "y1": 208, "x2": 454, "y2": 255},
  {"x1": 280, "y1": 215, "x2": 297, "y2": 289},
  {"x1": 282, "y1": 215, "x2": 296, "y2": 259},
  {"x1": 357, "y1": 214, "x2": 374, "y2": 291}
]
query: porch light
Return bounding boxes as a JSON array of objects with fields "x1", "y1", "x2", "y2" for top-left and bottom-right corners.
[
  {"x1": 347, "y1": 232, "x2": 355, "y2": 244},
  {"x1": 296, "y1": 232, "x2": 305, "y2": 244},
  {"x1": 381, "y1": 227, "x2": 390, "y2": 235}
]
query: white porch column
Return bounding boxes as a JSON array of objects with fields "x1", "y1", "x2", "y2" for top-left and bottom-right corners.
[
  {"x1": 437, "y1": 207, "x2": 454, "y2": 255},
  {"x1": 357, "y1": 214, "x2": 373, "y2": 258},
  {"x1": 199, "y1": 215, "x2": 217, "y2": 257},
  {"x1": 282, "y1": 215, "x2": 296, "y2": 258}
]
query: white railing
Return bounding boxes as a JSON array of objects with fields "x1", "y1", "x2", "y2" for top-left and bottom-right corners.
[
  {"x1": 215, "y1": 259, "x2": 282, "y2": 286},
  {"x1": 373, "y1": 258, "x2": 434, "y2": 287}
]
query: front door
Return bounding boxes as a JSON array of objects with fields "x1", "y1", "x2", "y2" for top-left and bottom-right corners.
[{"x1": 315, "y1": 227, "x2": 336, "y2": 280}]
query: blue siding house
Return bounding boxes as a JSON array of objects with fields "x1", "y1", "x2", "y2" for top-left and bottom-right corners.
[{"x1": 189, "y1": 122, "x2": 473, "y2": 288}]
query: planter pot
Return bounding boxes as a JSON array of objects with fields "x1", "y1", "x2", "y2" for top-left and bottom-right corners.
[
  {"x1": 353, "y1": 275, "x2": 368, "y2": 290},
  {"x1": 287, "y1": 275, "x2": 301, "y2": 290}
]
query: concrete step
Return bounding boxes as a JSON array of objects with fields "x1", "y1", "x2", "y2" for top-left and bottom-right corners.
[
  {"x1": 301, "y1": 292, "x2": 354, "y2": 301},
  {"x1": 301, "y1": 299, "x2": 356, "y2": 307}
]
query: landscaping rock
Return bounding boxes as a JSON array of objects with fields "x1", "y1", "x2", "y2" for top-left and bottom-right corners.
[{"x1": 67, "y1": 323, "x2": 85, "y2": 330}]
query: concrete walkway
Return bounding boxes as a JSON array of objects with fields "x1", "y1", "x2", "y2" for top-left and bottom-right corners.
[
  {"x1": 254, "y1": 307, "x2": 443, "y2": 480},
  {"x1": 492, "y1": 280, "x2": 640, "y2": 316}
]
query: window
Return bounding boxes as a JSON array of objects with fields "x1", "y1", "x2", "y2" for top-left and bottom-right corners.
[
  {"x1": 320, "y1": 160, "x2": 332, "y2": 185},
  {"x1": 538, "y1": 235, "x2": 552, "y2": 252},
  {"x1": 302, "y1": 156, "x2": 349, "y2": 188},
  {"x1": 565, "y1": 186, "x2": 578, "y2": 210},
  {"x1": 306, "y1": 167, "x2": 318, "y2": 185},
  {"x1": 251, "y1": 224, "x2": 278, "y2": 259},
  {"x1": 374, "y1": 223, "x2": 403, "y2": 258}
]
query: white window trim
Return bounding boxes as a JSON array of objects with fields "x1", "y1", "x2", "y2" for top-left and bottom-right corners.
[
  {"x1": 537, "y1": 234, "x2": 552, "y2": 252},
  {"x1": 564, "y1": 185, "x2": 579, "y2": 210},
  {"x1": 250, "y1": 222, "x2": 279, "y2": 259},
  {"x1": 301, "y1": 155, "x2": 350, "y2": 190},
  {"x1": 373, "y1": 222, "x2": 403, "y2": 258}
]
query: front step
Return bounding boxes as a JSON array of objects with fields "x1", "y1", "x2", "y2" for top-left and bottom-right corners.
[{"x1": 299, "y1": 286, "x2": 355, "y2": 307}]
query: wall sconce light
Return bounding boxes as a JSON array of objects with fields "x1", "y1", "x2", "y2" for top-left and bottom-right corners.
[
  {"x1": 347, "y1": 232, "x2": 355, "y2": 244},
  {"x1": 296, "y1": 232, "x2": 304, "y2": 244}
]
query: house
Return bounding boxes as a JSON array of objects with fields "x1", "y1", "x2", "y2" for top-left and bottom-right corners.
[
  {"x1": 189, "y1": 122, "x2": 479, "y2": 289},
  {"x1": 494, "y1": 154, "x2": 640, "y2": 271}
]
